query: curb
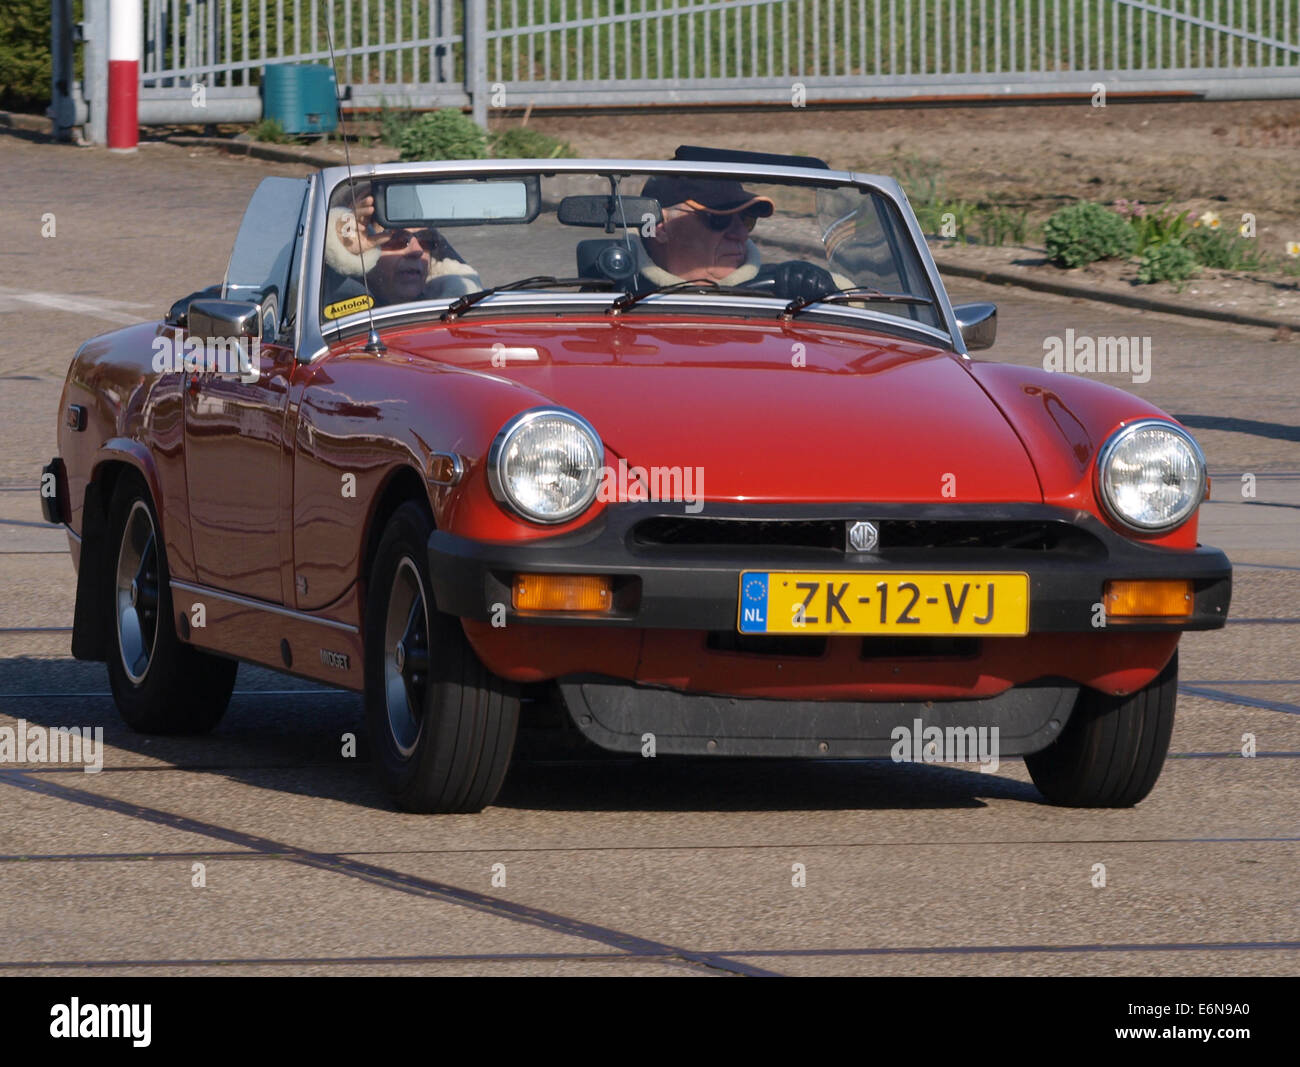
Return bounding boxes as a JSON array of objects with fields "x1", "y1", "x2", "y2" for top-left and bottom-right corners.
[
  {"x1": 165, "y1": 134, "x2": 1300, "y2": 335},
  {"x1": 931, "y1": 255, "x2": 1299, "y2": 334},
  {"x1": 166, "y1": 134, "x2": 386, "y2": 169},
  {"x1": 0, "y1": 111, "x2": 52, "y2": 134}
]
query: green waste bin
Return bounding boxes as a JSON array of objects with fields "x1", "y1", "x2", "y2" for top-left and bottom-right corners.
[{"x1": 262, "y1": 64, "x2": 338, "y2": 135}]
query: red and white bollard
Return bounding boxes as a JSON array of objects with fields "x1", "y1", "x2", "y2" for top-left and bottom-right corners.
[{"x1": 107, "y1": 0, "x2": 141, "y2": 152}]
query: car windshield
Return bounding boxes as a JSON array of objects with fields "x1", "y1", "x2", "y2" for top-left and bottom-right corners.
[{"x1": 319, "y1": 167, "x2": 943, "y2": 332}]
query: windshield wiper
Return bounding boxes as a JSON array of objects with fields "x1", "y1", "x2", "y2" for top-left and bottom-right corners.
[
  {"x1": 441, "y1": 276, "x2": 620, "y2": 321},
  {"x1": 780, "y1": 286, "x2": 936, "y2": 321},
  {"x1": 607, "y1": 278, "x2": 765, "y2": 315}
]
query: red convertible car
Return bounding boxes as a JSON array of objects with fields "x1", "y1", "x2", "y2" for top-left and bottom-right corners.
[{"x1": 45, "y1": 148, "x2": 1230, "y2": 812}]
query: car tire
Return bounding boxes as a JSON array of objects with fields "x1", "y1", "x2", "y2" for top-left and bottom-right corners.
[
  {"x1": 104, "y1": 471, "x2": 237, "y2": 734},
  {"x1": 364, "y1": 501, "x2": 520, "y2": 813},
  {"x1": 1025, "y1": 651, "x2": 1178, "y2": 808}
]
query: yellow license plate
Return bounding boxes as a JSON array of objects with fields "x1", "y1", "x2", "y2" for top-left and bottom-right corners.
[{"x1": 738, "y1": 572, "x2": 1030, "y2": 636}]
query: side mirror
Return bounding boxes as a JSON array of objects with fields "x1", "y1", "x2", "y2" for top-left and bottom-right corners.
[
  {"x1": 952, "y1": 302, "x2": 997, "y2": 351},
  {"x1": 165, "y1": 284, "x2": 224, "y2": 327},
  {"x1": 185, "y1": 299, "x2": 262, "y2": 382}
]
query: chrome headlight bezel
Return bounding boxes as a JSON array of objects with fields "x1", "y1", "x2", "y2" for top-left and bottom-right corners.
[
  {"x1": 1095, "y1": 419, "x2": 1207, "y2": 534},
  {"x1": 487, "y1": 407, "x2": 604, "y2": 525}
]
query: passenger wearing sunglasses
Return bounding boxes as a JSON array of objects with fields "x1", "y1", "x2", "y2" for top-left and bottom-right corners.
[
  {"x1": 324, "y1": 185, "x2": 482, "y2": 310},
  {"x1": 636, "y1": 175, "x2": 838, "y2": 302}
]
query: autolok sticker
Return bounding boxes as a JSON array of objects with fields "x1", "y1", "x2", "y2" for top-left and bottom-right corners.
[{"x1": 323, "y1": 294, "x2": 375, "y2": 320}]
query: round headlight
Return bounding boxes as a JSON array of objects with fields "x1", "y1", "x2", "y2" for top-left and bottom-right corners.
[
  {"x1": 488, "y1": 408, "x2": 603, "y2": 524},
  {"x1": 1097, "y1": 420, "x2": 1206, "y2": 532}
]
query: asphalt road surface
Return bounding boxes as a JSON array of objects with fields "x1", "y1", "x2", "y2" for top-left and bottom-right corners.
[{"x1": 0, "y1": 134, "x2": 1296, "y2": 977}]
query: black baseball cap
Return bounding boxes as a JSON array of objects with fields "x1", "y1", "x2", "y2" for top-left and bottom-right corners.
[{"x1": 640, "y1": 175, "x2": 775, "y2": 217}]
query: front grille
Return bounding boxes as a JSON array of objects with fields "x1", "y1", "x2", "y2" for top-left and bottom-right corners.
[
  {"x1": 707, "y1": 631, "x2": 827, "y2": 657},
  {"x1": 634, "y1": 517, "x2": 842, "y2": 550},
  {"x1": 860, "y1": 636, "x2": 981, "y2": 659},
  {"x1": 880, "y1": 520, "x2": 1099, "y2": 554},
  {"x1": 632, "y1": 516, "x2": 1102, "y2": 555}
]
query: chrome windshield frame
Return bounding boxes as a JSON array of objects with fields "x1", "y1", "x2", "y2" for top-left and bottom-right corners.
[{"x1": 296, "y1": 158, "x2": 964, "y2": 364}]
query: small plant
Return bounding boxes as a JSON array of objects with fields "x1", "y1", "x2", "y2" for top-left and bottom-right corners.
[
  {"x1": 248, "y1": 117, "x2": 287, "y2": 144},
  {"x1": 977, "y1": 203, "x2": 1031, "y2": 247},
  {"x1": 1120, "y1": 201, "x2": 1193, "y2": 255},
  {"x1": 1044, "y1": 202, "x2": 1135, "y2": 268},
  {"x1": 1136, "y1": 241, "x2": 1199, "y2": 287},
  {"x1": 894, "y1": 154, "x2": 946, "y2": 208},
  {"x1": 917, "y1": 198, "x2": 977, "y2": 242},
  {"x1": 1184, "y1": 228, "x2": 1268, "y2": 271},
  {"x1": 397, "y1": 108, "x2": 488, "y2": 161},
  {"x1": 489, "y1": 126, "x2": 576, "y2": 159}
]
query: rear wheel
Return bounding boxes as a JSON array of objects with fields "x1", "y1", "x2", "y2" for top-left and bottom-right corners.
[
  {"x1": 364, "y1": 502, "x2": 519, "y2": 813},
  {"x1": 1025, "y1": 651, "x2": 1178, "y2": 807},
  {"x1": 104, "y1": 471, "x2": 236, "y2": 733}
]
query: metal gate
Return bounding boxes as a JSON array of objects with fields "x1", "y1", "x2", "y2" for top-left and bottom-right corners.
[{"x1": 53, "y1": 0, "x2": 1300, "y2": 143}]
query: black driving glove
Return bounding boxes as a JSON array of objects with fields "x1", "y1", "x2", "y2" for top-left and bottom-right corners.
[{"x1": 764, "y1": 260, "x2": 836, "y2": 303}]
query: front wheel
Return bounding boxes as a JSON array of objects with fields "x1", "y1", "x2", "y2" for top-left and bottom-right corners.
[
  {"x1": 363, "y1": 502, "x2": 520, "y2": 813},
  {"x1": 104, "y1": 471, "x2": 237, "y2": 733},
  {"x1": 1025, "y1": 651, "x2": 1178, "y2": 807}
]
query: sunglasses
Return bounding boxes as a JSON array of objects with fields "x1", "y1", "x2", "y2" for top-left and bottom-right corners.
[
  {"x1": 366, "y1": 225, "x2": 442, "y2": 252},
  {"x1": 679, "y1": 206, "x2": 763, "y2": 232}
]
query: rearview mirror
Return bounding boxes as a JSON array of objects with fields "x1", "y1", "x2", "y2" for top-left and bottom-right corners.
[
  {"x1": 558, "y1": 195, "x2": 661, "y2": 230},
  {"x1": 953, "y1": 302, "x2": 997, "y2": 351},
  {"x1": 375, "y1": 177, "x2": 541, "y2": 227}
]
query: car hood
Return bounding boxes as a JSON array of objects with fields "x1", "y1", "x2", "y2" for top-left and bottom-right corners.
[{"x1": 391, "y1": 317, "x2": 1043, "y2": 503}]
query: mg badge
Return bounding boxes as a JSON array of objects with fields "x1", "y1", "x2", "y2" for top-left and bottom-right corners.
[{"x1": 847, "y1": 520, "x2": 880, "y2": 553}]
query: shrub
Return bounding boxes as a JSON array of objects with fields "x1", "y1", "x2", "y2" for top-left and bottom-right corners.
[
  {"x1": 248, "y1": 117, "x2": 287, "y2": 144},
  {"x1": 1184, "y1": 228, "x2": 1267, "y2": 271},
  {"x1": 490, "y1": 126, "x2": 576, "y2": 159},
  {"x1": 1043, "y1": 202, "x2": 1135, "y2": 268},
  {"x1": 397, "y1": 108, "x2": 488, "y2": 161},
  {"x1": 0, "y1": 0, "x2": 50, "y2": 112},
  {"x1": 377, "y1": 99, "x2": 419, "y2": 147},
  {"x1": 1136, "y1": 241, "x2": 1199, "y2": 286}
]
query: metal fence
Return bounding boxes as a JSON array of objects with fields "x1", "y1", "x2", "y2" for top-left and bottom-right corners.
[{"x1": 55, "y1": 0, "x2": 1300, "y2": 142}]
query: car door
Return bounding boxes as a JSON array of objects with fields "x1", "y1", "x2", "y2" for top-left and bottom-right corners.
[{"x1": 184, "y1": 177, "x2": 308, "y2": 604}]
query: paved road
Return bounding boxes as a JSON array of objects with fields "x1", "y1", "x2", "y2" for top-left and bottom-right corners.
[{"x1": 0, "y1": 134, "x2": 1296, "y2": 976}]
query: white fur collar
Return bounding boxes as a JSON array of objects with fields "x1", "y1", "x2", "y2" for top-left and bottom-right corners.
[
  {"x1": 636, "y1": 239, "x2": 762, "y2": 288},
  {"x1": 324, "y1": 207, "x2": 382, "y2": 277},
  {"x1": 323, "y1": 206, "x2": 479, "y2": 286}
]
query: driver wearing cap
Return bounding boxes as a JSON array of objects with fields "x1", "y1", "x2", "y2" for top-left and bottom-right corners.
[{"x1": 637, "y1": 175, "x2": 840, "y2": 302}]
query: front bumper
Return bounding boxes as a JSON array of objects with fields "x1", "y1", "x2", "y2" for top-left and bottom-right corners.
[
  {"x1": 561, "y1": 674, "x2": 1078, "y2": 758},
  {"x1": 428, "y1": 502, "x2": 1231, "y2": 633}
]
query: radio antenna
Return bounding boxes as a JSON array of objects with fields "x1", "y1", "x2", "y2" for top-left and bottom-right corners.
[{"x1": 323, "y1": 16, "x2": 385, "y2": 354}]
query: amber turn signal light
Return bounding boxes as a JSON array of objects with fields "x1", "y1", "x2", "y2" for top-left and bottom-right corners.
[
  {"x1": 513, "y1": 574, "x2": 613, "y2": 613},
  {"x1": 1104, "y1": 580, "x2": 1193, "y2": 618}
]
